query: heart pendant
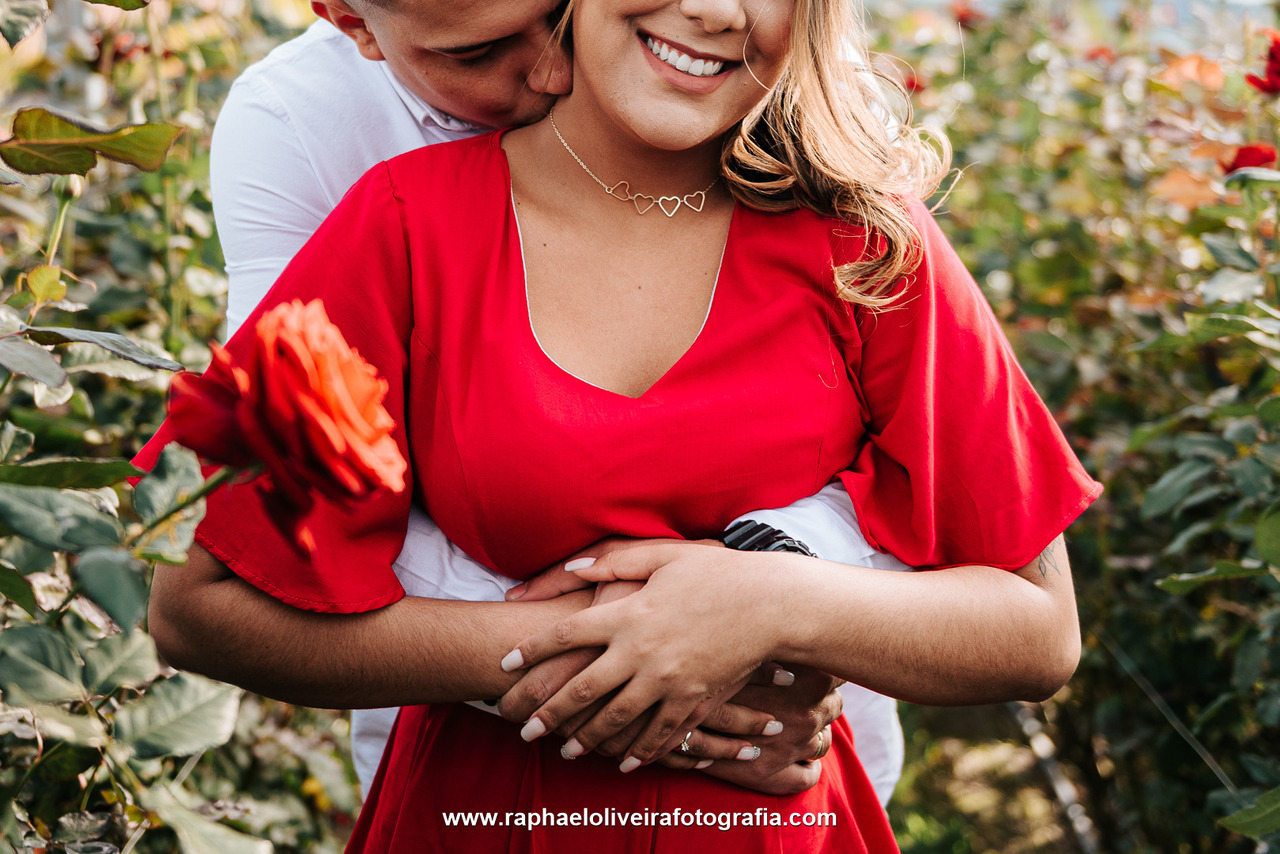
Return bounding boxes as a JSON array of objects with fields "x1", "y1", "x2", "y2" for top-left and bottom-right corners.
[
  {"x1": 631, "y1": 196, "x2": 657, "y2": 215},
  {"x1": 606, "y1": 180, "x2": 634, "y2": 201},
  {"x1": 683, "y1": 191, "x2": 707, "y2": 213},
  {"x1": 656, "y1": 196, "x2": 682, "y2": 217}
]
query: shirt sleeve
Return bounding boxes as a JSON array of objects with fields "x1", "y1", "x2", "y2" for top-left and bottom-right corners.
[
  {"x1": 210, "y1": 74, "x2": 335, "y2": 339},
  {"x1": 135, "y1": 163, "x2": 415, "y2": 613},
  {"x1": 837, "y1": 200, "x2": 1102, "y2": 570}
]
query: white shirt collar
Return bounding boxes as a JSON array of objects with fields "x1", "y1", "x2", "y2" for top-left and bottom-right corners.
[{"x1": 379, "y1": 62, "x2": 481, "y2": 134}]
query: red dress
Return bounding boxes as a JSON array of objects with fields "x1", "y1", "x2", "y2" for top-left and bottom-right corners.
[{"x1": 139, "y1": 132, "x2": 1100, "y2": 852}]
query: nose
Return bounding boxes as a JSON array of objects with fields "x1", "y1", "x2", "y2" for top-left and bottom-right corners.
[
  {"x1": 527, "y1": 37, "x2": 572, "y2": 96},
  {"x1": 679, "y1": 0, "x2": 748, "y2": 32}
]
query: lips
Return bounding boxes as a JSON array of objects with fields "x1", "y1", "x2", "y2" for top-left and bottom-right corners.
[{"x1": 642, "y1": 33, "x2": 730, "y2": 78}]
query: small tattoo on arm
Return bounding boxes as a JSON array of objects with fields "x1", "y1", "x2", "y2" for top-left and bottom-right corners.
[{"x1": 1037, "y1": 538, "x2": 1064, "y2": 578}]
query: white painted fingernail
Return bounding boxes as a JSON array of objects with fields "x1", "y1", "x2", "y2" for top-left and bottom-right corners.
[
  {"x1": 763, "y1": 720, "x2": 784, "y2": 736},
  {"x1": 520, "y1": 718, "x2": 547, "y2": 741},
  {"x1": 772, "y1": 669, "x2": 795, "y2": 686},
  {"x1": 619, "y1": 756, "x2": 642, "y2": 773},
  {"x1": 565, "y1": 557, "x2": 597, "y2": 571},
  {"x1": 695, "y1": 759, "x2": 713, "y2": 769},
  {"x1": 736, "y1": 746, "x2": 761, "y2": 761},
  {"x1": 500, "y1": 649, "x2": 524, "y2": 672},
  {"x1": 561, "y1": 738, "x2": 584, "y2": 759}
]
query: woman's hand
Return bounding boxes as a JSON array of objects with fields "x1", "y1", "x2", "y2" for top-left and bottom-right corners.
[
  {"x1": 501, "y1": 542, "x2": 788, "y2": 770},
  {"x1": 502, "y1": 571, "x2": 787, "y2": 769}
]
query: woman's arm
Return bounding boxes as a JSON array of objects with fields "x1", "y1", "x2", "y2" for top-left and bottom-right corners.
[
  {"x1": 149, "y1": 544, "x2": 593, "y2": 708},
  {"x1": 503, "y1": 535, "x2": 1079, "y2": 768}
]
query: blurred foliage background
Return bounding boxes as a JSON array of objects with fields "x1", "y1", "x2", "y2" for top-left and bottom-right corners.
[{"x1": 0, "y1": 0, "x2": 1277, "y2": 851}]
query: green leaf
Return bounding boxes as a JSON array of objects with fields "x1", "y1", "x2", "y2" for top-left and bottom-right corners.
[
  {"x1": 0, "y1": 421, "x2": 34, "y2": 463},
  {"x1": 1141, "y1": 459, "x2": 1216, "y2": 520},
  {"x1": 0, "y1": 563, "x2": 36, "y2": 614},
  {"x1": 1185, "y1": 314, "x2": 1267, "y2": 343},
  {"x1": 1201, "y1": 233, "x2": 1260, "y2": 272},
  {"x1": 0, "y1": 337, "x2": 65, "y2": 387},
  {"x1": 1200, "y1": 269, "x2": 1266, "y2": 304},
  {"x1": 1258, "y1": 503, "x2": 1280, "y2": 567},
  {"x1": 5, "y1": 690, "x2": 107, "y2": 747},
  {"x1": 1258, "y1": 444, "x2": 1280, "y2": 474},
  {"x1": 1261, "y1": 397, "x2": 1280, "y2": 425},
  {"x1": 63, "y1": 342, "x2": 158, "y2": 381},
  {"x1": 0, "y1": 458, "x2": 140, "y2": 488},
  {"x1": 1162, "y1": 519, "x2": 1215, "y2": 556},
  {"x1": 74, "y1": 548, "x2": 148, "y2": 630},
  {"x1": 1157, "y1": 561, "x2": 1274, "y2": 594},
  {"x1": 114, "y1": 673, "x2": 241, "y2": 759},
  {"x1": 23, "y1": 326, "x2": 182, "y2": 372},
  {"x1": 133, "y1": 446, "x2": 204, "y2": 525},
  {"x1": 139, "y1": 787, "x2": 271, "y2": 854},
  {"x1": 88, "y1": 0, "x2": 148, "y2": 9},
  {"x1": 1225, "y1": 168, "x2": 1280, "y2": 190},
  {"x1": 1234, "y1": 636, "x2": 1266, "y2": 690},
  {"x1": 0, "y1": 0, "x2": 48, "y2": 47},
  {"x1": 132, "y1": 446, "x2": 206, "y2": 563},
  {"x1": 24, "y1": 265, "x2": 65, "y2": 303},
  {"x1": 0, "y1": 537, "x2": 53, "y2": 575},
  {"x1": 1221, "y1": 786, "x2": 1280, "y2": 839},
  {"x1": 1227, "y1": 457, "x2": 1274, "y2": 500},
  {"x1": 0, "y1": 624, "x2": 86, "y2": 704},
  {"x1": 82, "y1": 631, "x2": 159, "y2": 696},
  {"x1": 0, "y1": 108, "x2": 182, "y2": 177},
  {"x1": 0, "y1": 484, "x2": 122, "y2": 553},
  {"x1": 52, "y1": 811, "x2": 110, "y2": 843}
]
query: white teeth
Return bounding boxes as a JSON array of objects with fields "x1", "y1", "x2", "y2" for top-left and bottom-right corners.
[{"x1": 645, "y1": 36, "x2": 725, "y2": 78}]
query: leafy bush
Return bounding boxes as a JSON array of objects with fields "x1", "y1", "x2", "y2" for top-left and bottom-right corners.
[
  {"x1": 875, "y1": 1, "x2": 1280, "y2": 850},
  {"x1": 0, "y1": 1, "x2": 355, "y2": 851}
]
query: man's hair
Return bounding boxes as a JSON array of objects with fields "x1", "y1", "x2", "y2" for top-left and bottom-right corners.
[{"x1": 345, "y1": 0, "x2": 394, "y2": 11}]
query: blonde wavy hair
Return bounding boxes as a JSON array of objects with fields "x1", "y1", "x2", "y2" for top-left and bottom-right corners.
[
  {"x1": 548, "y1": 0, "x2": 950, "y2": 307},
  {"x1": 725, "y1": 1, "x2": 950, "y2": 306}
]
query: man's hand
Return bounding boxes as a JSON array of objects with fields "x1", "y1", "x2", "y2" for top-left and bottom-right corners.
[{"x1": 691, "y1": 664, "x2": 844, "y2": 795}]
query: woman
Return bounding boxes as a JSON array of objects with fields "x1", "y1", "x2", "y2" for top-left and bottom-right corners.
[{"x1": 144, "y1": 0, "x2": 1099, "y2": 849}]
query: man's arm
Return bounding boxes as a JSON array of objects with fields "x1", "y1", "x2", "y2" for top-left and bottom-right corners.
[
  {"x1": 148, "y1": 544, "x2": 592, "y2": 708},
  {"x1": 210, "y1": 73, "x2": 336, "y2": 337}
]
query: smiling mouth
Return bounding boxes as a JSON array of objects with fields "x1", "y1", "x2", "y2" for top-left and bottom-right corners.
[{"x1": 643, "y1": 35, "x2": 728, "y2": 78}]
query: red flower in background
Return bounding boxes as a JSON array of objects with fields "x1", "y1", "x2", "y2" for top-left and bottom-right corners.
[
  {"x1": 1220, "y1": 143, "x2": 1278, "y2": 174},
  {"x1": 167, "y1": 299, "x2": 407, "y2": 552},
  {"x1": 903, "y1": 73, "x2": 926, "y2": 94},
  {"x1": 1085, "y1": 46, "x2": 1116, "y2": 64},
  {"x1": 1247, "y1": 30, "x2": 1280, "y2": 94},
  {"x1": 952, "y1": 1, "x2": 984, "y2": 29}
]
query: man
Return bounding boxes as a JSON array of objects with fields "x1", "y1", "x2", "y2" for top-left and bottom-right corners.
[{"x1": 185, "y1": 0, "x2": 903, "y2": 803}]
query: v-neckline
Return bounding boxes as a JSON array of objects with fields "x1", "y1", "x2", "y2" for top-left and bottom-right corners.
[{"x1": 497, "y1": 135, "x2": 735, "y2": 401}]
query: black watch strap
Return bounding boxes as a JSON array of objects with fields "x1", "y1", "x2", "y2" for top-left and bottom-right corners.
[{"x1": 721, "y1": 520, "x2": 817, "y2": 558}]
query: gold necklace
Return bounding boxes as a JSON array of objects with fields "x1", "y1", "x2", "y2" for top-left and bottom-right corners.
[{"x1": 548, "y1": 109, "x2": 719, "y2": 218}]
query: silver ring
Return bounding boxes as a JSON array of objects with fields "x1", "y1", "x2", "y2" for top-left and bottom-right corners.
[{"x1": 679, "y1": 731, "x2": 694, "y2": 754}]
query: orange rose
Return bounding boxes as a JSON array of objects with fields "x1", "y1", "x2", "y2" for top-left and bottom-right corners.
[{"x1": 167, "y1": 299, "x2": 406, "y2": 551}]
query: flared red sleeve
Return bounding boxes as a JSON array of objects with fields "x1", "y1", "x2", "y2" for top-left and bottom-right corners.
[
  {"x1": 134, "y1": 163, "x2": 414, "y2": 612},
  {"x1": 837, "y1": 201, "x2": 1102, "y2": 570}
]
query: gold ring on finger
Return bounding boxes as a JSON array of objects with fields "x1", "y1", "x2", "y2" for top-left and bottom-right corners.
[{"x1": 813, "y1": 726, "x2": 831, "y2": 760}]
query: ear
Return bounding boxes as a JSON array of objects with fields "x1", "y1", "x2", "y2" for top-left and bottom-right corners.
[{"x1": 311, "y1": 0, "x2": 386, "y2": 62}]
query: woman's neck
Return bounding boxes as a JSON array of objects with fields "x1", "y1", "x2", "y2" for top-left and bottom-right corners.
[{"x1": 537, "y1": 93, "x2": 726, "y2": 202}]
